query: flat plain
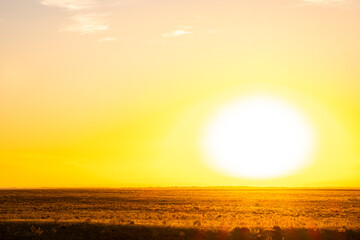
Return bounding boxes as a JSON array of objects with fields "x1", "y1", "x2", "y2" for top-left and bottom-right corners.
[{"x1": 0, "y1": 188, "x2": 359, "y2": 239}]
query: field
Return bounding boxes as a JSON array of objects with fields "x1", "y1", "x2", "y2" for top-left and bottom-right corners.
[{"x1": 0, "y1": 188, "x2": 359, "y2": 239}]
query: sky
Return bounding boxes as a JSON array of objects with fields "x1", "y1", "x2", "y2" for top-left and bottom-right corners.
[{"x1": 0, "y1": 0, "x2": 360, "y2": 188}]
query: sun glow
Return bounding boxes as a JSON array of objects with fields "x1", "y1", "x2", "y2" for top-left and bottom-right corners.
[{"x1": 202, "y1": 94, "x2": 316, "y2": 179}]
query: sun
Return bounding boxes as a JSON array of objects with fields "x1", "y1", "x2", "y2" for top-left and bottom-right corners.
[{"x1": 201, "y1": 94, "x2": 316, "y2": 179}]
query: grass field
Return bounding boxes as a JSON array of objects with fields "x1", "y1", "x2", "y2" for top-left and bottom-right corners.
[{"x1": 0, "y1": 188, "x2": 359, "y2": 239}]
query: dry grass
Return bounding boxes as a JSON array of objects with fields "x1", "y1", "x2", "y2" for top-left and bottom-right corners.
[{"x1": 0, "y1": 188, "x2": 359, "y2": 231}]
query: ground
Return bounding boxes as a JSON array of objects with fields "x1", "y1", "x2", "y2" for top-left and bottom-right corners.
[{"x1": 0, "y1": 188, "x2": 359, "y2": 239}]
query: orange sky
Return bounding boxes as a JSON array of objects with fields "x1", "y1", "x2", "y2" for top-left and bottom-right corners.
[{"x1": 0, "y1": 0, "x2": 360, "y2": 187}]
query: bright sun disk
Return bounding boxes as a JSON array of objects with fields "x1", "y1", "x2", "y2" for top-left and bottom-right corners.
[{"x1": 202, "y1": 94, "x2": 316, "y2": 179}]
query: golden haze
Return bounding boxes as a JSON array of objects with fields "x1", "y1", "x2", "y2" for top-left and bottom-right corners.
[{"x1": 0, "y1": 0, "x2": 360, "y2": 187}]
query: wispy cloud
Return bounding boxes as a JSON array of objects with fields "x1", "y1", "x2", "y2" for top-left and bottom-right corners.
[
  {"x1": 162, "y1": 29, "x2": 191, "y2": 38},
  {"x1": 40, "y1": 0, "x2": 112, "y2": 35},
  {"x1": 301, "y1": 0, "x2": 344, "y2": 4},
  {"x1": 64, "y1": 14, "x2": 108, "y2": 34},
  {"x1": 98, "y1": 37, "x2": 118, "y2": 42},
  {"x1": 39, "y1": 0, "x2": 96, "y2": 10},
  {"x1": 208, "y1": 29, "x2": 217, "y2": 34}
]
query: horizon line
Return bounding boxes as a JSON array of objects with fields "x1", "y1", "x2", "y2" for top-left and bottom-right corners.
[{"x1": 1, "y1": 186, "x2": 360, "y2": 191}]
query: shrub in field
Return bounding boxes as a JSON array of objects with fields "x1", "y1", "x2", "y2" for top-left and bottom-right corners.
[
  {"x1": 30, "y1": 225, "x2": 43, "y2": 236},
  {"x1": 230, "y1": 227, "x2": 250, "y2": 240}
]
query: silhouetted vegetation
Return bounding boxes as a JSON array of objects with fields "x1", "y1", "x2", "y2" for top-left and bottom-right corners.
[{"x1": 1, "y1": 222, "x2": 360, "y2": 240}]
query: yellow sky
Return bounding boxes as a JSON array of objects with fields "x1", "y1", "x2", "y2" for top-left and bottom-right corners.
[{"x1": 0, "y1": 0, "x2": 360, "y2": 187}]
